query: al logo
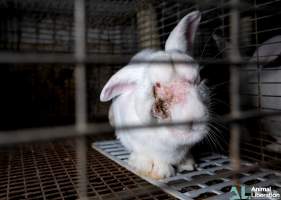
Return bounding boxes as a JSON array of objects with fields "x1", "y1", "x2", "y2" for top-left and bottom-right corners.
[{"x1": 230, "y1": 185, "x2": 251, "y2": 200}]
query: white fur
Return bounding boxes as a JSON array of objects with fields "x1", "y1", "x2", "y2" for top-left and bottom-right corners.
[
  {"x1": 178, "y1": 156, "x2": 196, "y2": 172},
  {"x1": 165, "y1": 11, "x2": 201, "y2": 53},
  {"x1": 100, "y1": 11, "x2": 208, "y2": 179}
]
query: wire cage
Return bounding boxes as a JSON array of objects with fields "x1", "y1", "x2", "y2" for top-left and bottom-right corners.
[{"x1": 0, "y1": 0, "x2": 281, "y2": 199}]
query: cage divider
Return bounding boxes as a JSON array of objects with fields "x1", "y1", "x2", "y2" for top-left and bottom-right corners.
[
  {"x1": 74, "y1": 0, "x2": 88, "y2": 199},
  {"x1": 229, "y1": 0, "x2": 242, "y2": 188}
]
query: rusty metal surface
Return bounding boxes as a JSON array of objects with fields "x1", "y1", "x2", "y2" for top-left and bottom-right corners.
[{"x1": 0, "y1": 140, "x2": 176, "y2": 200}]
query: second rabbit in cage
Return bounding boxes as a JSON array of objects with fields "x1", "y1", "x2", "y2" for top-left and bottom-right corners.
[{"x1": 100, "y1": 11, "x2": 210, "y2": 179}]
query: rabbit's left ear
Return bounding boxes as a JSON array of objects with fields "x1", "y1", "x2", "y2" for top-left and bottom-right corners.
[{"x1": 165, "y1": 11, "x2": 201, "y2": 54}]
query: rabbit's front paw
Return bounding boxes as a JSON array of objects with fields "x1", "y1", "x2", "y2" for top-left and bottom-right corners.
[
  {"x1": 128, "y1": 153, "x2": 175, "y2": 179},
  {"x1": 150, "y1": 160, "x2": 175, "y2": 179},
  {"x1": 128, "y1": 153, "x2": 153, "y2": 176},
  {"x1": 177, "y1": 157, "x2": 196, "y2": 172}
]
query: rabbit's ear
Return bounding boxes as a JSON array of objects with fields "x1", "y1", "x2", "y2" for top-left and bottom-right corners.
[
  {"x1": 100, "y1": 49, "x2": 153, "y2": 102},
  {"x1": 165, "y1": 11, "x2": 201, "y2": 54},
  {"x1": 100, "y1": 67, "x2": 138, "y2": 102},
  {"x1": 249, "y1": 35, "x2": 281, "y2": 65}
]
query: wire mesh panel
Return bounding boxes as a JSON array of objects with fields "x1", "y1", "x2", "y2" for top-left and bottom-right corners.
[
  {"x1": 0, "y1": 0, "x2": 138, "y2": 128},
  {"x1": 0, "y1": 140, "x2": 176, "y2": 200},
  {"x1": 0, "y1": 0, "x2": 137, "y2": 54},
  {"x1": 238, "y1": 0, "x2": 281, "y2": 168},
  {"x1": 0, "y1": 0, "x2": 281, "y2": 199}
]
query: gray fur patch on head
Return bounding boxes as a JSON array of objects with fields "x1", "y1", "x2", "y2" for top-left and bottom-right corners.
[{"x1": 129, "y1": 49, "x2": 157, "y2": 65}]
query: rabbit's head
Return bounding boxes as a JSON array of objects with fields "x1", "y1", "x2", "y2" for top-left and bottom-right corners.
[{"x1": 100, "y1": 11, "x2": 209, "y2": 145}]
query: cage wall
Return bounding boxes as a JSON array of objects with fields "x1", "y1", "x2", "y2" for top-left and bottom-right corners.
[
  {"x1": 0, "y1": 0, "x2": 138, "y2": 128},
  {"x1": 0, "y1": 0, "x2": 281, "y2": 200}
]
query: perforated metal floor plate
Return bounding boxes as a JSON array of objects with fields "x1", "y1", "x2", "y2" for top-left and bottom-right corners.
[
  {"x1": 0, "y1": 141, "x2": 178, "y2": 200},
  {"x1": 92, "y1": 140, "x2": 281, "y2": 200}
]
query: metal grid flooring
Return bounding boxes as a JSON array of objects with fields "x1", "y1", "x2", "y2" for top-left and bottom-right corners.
[
  {"x1": 93, "y1": 140, "x2": 281, "y2": 200},
  {"x1": 0, "y1": 140, "x2": 176, "y2": 200}
]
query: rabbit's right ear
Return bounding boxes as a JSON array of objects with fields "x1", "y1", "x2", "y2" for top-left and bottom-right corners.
[
  {"x1": 165, "y1": 11, "x2": 201, "y2": 54},
  {"x1": 100, "y1": 67, "x2": 138, "y2": 102}
]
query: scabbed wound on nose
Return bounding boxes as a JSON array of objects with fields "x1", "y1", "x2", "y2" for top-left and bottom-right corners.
[{"x1": 154, "y1": 80, "x2": 188, "y2": 104}]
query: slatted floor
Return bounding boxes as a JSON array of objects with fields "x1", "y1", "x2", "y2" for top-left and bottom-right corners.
[
  {"x1": 93, "y1": 140, "x2": 281, "y2": 200},
  {"x1": 0, "y1": 140, "x2": 176, "y2": 200}
]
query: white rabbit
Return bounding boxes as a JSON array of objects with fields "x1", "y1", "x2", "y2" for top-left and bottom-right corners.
[{"x1": 100, "y1": 11, "x2": 209, "y2": 179}]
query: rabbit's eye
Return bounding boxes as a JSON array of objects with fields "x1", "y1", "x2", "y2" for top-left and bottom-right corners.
[{"x1": 185, "y1": 76, "x2": 200, "y2": 85}]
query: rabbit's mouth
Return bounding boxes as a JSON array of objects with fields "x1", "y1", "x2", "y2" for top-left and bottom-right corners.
[
  {"x1": 169, "y1": 126, "x2": 194, "y2": 134},
  {"x1": 168, "y1": 125, "x2": 206, "y2": 140}
]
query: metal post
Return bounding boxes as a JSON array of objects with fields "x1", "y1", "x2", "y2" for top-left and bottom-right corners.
[
  {"x1": 74, "y1": 0, "x2": 87, "y2": 199},
  {"x1": 229, "y1": 0, "x2": 241, "y2": 186}
]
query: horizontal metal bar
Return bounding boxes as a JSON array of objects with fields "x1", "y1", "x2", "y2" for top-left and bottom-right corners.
[
  {"x1": 0, "y1": 110, "x2": 281, "y2": 145},
  {"x1": 242, "y1": 142, "x2": 281, "y2": 157},
  {"x1": 0, "y1": 53, "x2": 132, "y2": 64},
  {"x1": 241, "y1": 147, "x2": 281, "y2": 162},
  {"x1": 0, "y1": 52, "x2": 280, "y2": 66}
]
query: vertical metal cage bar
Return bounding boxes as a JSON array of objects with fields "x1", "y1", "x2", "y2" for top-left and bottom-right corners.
[
  {"x1": 229, "y1": 0, "x2": 241, "y2": 183},
  {"x1": 74, "y1": 0, "x2": 87, "y2": 130},
  {"x1": 254, "y1": 0, "x2": 265, "y2": 163},
  {"x1": 74, "y1": 0, "x2": 88, "y2": 198}
]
